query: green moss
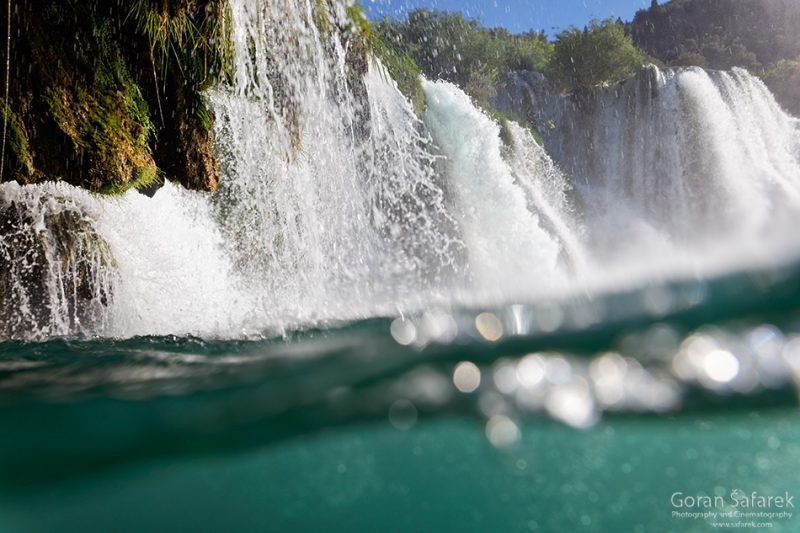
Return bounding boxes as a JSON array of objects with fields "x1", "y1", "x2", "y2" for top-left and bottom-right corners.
[
  {"x1": 346, "y1": 4, "x2": 372, "y2": 41},
  {"x1": 372, "y1": 38, "x2": 426, "y2": 115},
  {"x1": 128, "y1": 0, "x2": 234, "y2": 86},
  {"x1": 343, "y1": 3, "x2": 371, "y2": 79},
  {"x1": 0, "y1": 1, "x2": 231, "y2": 192},
  {"x1": 0, "y1": 99, "x2": 35, "y2": 182},
  {"x1": 99, "y1": 165, "x2": 161, "y2": 195},
  {"x1": 196, "y1": 95, "x2": 215, "y2": 132},
  {"x1": 42, "y1": 14, "x2": 158, "y2": 194},
  {"x1": 313, "y1": 0, "x2": 331, "y2": 36},
  {"x1": 45, "y1": 82, "x2": 157, "y2": 193}
]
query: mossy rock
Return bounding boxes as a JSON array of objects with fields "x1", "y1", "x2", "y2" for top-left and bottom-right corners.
[
  {"x1": 0, "y1": 193, "x2": 116, "y2": 339},
  {"x1": 0, "y1": 99, "x2": 37, "y2": 183},
  {"x1": 0, "y1": 0, "x2": 231, "y2": 193},
  {"x1": 372, "y1": 39, "x2": 426, "y2": 116},
  {"x1": 44, "y1": 84, "x2": 158, "y2": 194}
]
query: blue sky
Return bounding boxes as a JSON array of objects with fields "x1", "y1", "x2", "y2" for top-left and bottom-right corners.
[{"x1": 363, "y1": 0, "x2": 652, "y2": 35}]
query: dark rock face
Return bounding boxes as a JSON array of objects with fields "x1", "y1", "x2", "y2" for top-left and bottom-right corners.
[
  {"x1": 153, "y1": 79, "x2": 221, "y2": 192},
  {"x1": 0, "y1": 188, "x2": 116, "y2": 339}
]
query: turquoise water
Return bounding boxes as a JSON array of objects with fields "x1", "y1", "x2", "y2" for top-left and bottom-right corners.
[
  {"x1": 2, "y1": 264, "x2": 800, "y2": 532},
  {"x1": 3, "y1": 413, "x2": 800, "y2": 532}
]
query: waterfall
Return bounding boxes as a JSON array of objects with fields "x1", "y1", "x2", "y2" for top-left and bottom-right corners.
[
  {"x1": 421, "y1": 79, "x2": 574, "y2": 294},
  {"x1": 11, "y1": 4, "x2": 798, "y2": 341},
  {"x1": 502, "y1": 121, "x2": 588, "y2": 275},
  {"x1": 0, "y1": 0, "x2": 521, "y2": 339},
  {"x1": 0, "y1": 183, "x2": 116, "y2": 338},
  {"x1": 208, "y1": 0, "x2": 463, "y2": 324},
  {"x1": 0, "y1": 181, "x2": 255, "y2": 339},
  {"x1": 495, "y1": 65, "x2": 800, "y2": 278}
]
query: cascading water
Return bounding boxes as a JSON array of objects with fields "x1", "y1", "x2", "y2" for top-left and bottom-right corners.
[
  {"x1": 0, "y1": 0, "x2": 581, "y2": 340},
  {"x1": 421, "y1": 79, "x2": 575, "y2": 294},
  {"x1": 0, "y1": 181, "x2": 253, "y2": 339},
  {"x1": 494, "y1": 65, "x2": 800, "y2": 278},
  {"x1": 5, "y1": 3, "x2": 800, "y2": 341},
  {"x1": 0, "y1": 183, "x2": 116, "y2": 338},
  {"x1": 208, "y1": 0, "x2": 465, "y2": 323},
  {"x1": 502, "y1": 121, "x2": 588, "y2": 275}
]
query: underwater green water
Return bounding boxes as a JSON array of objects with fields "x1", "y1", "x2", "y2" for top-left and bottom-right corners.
[
  {"x1": 2, "y1": 264, "x2": 800, "y2": 532},
  {"x1": 2, "y1": 412, "x2": 800, "y2": 533}
]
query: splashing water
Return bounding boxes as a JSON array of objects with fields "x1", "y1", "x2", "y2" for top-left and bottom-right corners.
[
  {"x1": 496, "y1": 65, "x2": 800, "y2": 282},
  {"x1": 0, "y1": 183, "x2": 116, "y2": 338},
  {"x1": 3, "y1": 6, "x2": 800, "y2": 341},
  {"x1": 208, "y1": 0, "x2": 464, "y2": 326},
  {"x1": 422, "y1": 79, "x2": 569, "y2": 295},
  {"x1": 502, "y1": 121, "x2": 588, "y2": 275}
]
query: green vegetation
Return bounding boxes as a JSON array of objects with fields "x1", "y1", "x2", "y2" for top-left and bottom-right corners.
[
  {"x1": 372, "y1": 8, "x2": 555, "y2": 137},
  {"x1": 0, "y1": 99, "x2": 34, "y2": 183},
  {"x1": 0, "y1": 0, "x2": 233, "y2": 193},
  {"x1": 631, "y1": 0, "x2": 800, "y2": 113},
  {"x1": 28, "y1": 3, "x2": 159, "y2": 193},
  {"x1": 375, "y1": 9, "x2": 553, "y2": 105},
  {"x1": 129, "y1": 0, "x2": 234, "y2": 87},
  {"x1": 631, "y1": 0, "x2": 800, "y2": 70},
  {"x1": 373, "y1": 9, "x2": 653, "y2": 143},
  {"x1": 548, "y1": 19, "x2": 653, "y2": 93},
  {"x1": 40, "y1": 12, "x2": 158, "y2": 193},
  {"x1": 344, "y1": 3, "x2": 372, "y2": 82},
  {"x1": 372, "y1": 39, "x2": 426, "y2": 116},
  {"x1": 374, "y1": 10, "x2": 655, "y2": 99}
]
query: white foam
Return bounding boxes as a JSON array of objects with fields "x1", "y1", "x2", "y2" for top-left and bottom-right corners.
[{"x1": 422, "y1": 80, "x2": 568, "y2": 296}]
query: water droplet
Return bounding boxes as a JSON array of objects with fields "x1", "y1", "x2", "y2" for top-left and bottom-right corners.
[
  {"x1": 485, "y1": 415, "x2": 520, "y2": 448},
  {"x1": 388, "y1": 399, "x2": 418, "y2": 431},
  {"x1": 453, "y1": 361, "x2": 481, "y2": 393},
  {"x1": 703, "y1": 349, "x2": 740, "y2": 384},
  {"x1": 475, "y1": 312, "x2": 503, "y2": 342},
  {"x1": 390, "y1": 318, "x2": 417, "y2": 346}
]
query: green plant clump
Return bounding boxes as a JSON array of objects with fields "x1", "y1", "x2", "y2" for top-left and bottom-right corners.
[
  {"x1": 40, "y1": 13, "x2": 158, "y2": 193},
  {"x1": 374, "y1": 9, "x2": 553, "y2": 105},
  {"x1": 371, "y1": 35, "x2": 426, "y2": 116},
  {"x1": 548, "y1": 18, "x2": 653, "y2": 93},
  {"x1": 0, "y1": 98, "x2": 35, "y2": 183},
  {"x1": 128, "y1": 0, "x2": 235, "y2": 89}
]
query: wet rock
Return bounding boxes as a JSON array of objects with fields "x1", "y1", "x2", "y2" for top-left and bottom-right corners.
[{"x1": 0, "y1": 189, "x2": 116, "y2": 339}]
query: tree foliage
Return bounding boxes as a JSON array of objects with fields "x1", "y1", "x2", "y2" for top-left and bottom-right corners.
[
  {"x1": 630, "y1": 0, "x2": 800, "y2": 114},
  {"x1": 548, "y1": 19, "x2": 652, "y2": 92},
  {"x1": 374, "y1": 9, "x2": 553, "y2": 105},
  {"x1": 631, "y1": 0, "x2": 800, "y2": 71},
  {"x1": 375, "y1": 10, "x2": 653, "y2": 99}
]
